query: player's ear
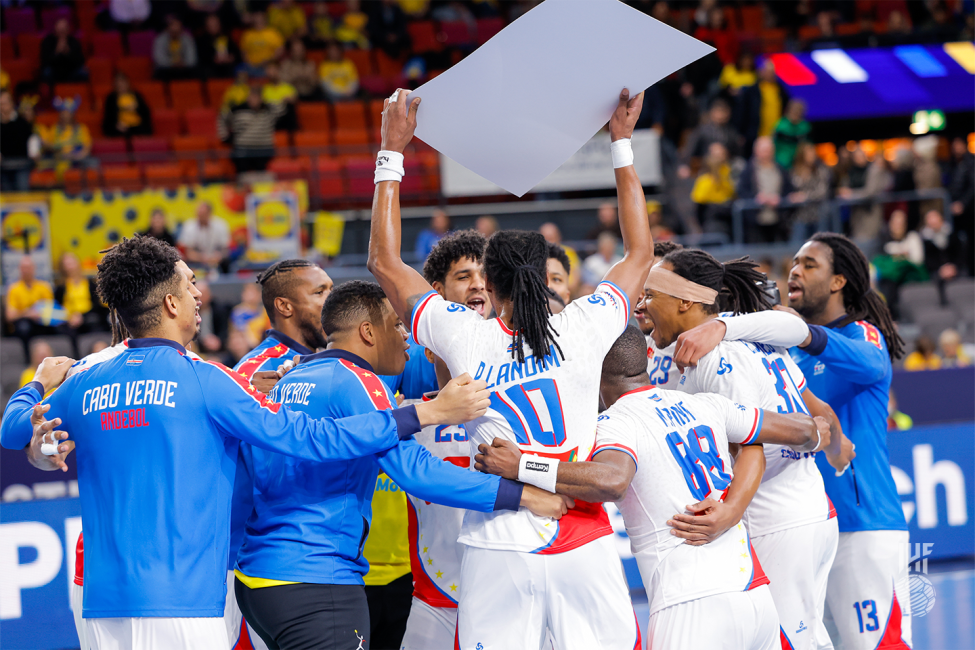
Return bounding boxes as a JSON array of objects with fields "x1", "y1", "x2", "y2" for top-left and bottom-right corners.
[
  {"x1": 830, "y1": 273, "x2": 847, "y2": 294},
  {"x1": 163, "y1": 293, "x2": 179, "y2": 318},
  {"x1": 273, "y1": 296, "x2": 293, "y2": 320},
  {"x1": 359, "y1": 320, "x2": 376, "y2": 346},
  {"x1": 432, "y1": 280, "x2": 446, "y2": 298}
]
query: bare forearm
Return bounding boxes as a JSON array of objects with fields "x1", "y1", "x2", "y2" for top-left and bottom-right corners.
[
  {"x1": 613, "y1": 165, "x2": 654, "y2": 287},
  {"x1": 555, "y1": 462, "x2": 628, "y2": 503},
  {"x1": 724, "y1": 444, "x2": 764, "y2": 516}
]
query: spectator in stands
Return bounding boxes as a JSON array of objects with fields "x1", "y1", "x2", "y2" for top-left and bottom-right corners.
[
  {"x1": 938, "y1": 329, "x2": 971, "y2": 368},
  {"x1": 268, "y1": 0, "x2": 308, "y2": 41},
  {"x1": 230, "y1": 282, "x2": 269, "y2": 348},
  {"x1": 334, "y1": 0, "x2": 370, "y2": 49},
  {"x1": 178, "y1": 201, "x2": 231, "y2": 272},
  {"x1": 475, "y1": 216, "x2": 499, "y2": 238},
  {"x1": 691, "y1": 141, "x2": 735, "y2": 236},
  {"x1": 903, "y1": 334, "x2": 942, "y2": 371},
  {"x1": 415, "y1": 209, "x2": 450, "y2": 260},
  {"x1": 38, "y1": 97, "x2": 93, "y2": 176},
  {"x1": 6, "y1": 257, "x2": 55, "y2": 359},
  {"x1": 772, "y1": 99, "x2": 810, "y2": 169},
  {"x1": 319, "y1": 41, "x2": 360, "y2": 100},
  {"x1": 581, "y1": 233, "x2": 622, "y2": 290},
  {"x1": 648, "y1": 200, "x2": 676, "y2": 241},
  {"x1": 102, "y1": 72, "x2": 153, "y2": 138},
  {"x1": 367, "y1": 0, "x2": 411, "y2": 59},
  {"x1": 756, "y1": 59, "x2": 786, "y2": 139},
  {"x1": 948, "y1": 136, "x2": 974, "y2": 274},
  {"x1": 873, "y1": 209, "x2": 926, "y2": 321},
  {"x1": 586, "y1": 202, "x2": 623, "y2": 240},
  {"x1": 141, "y1": 208, "x2": 176, "y2": 246},
  {"x1": 241, "y1": 11, "x2": 285, "y2": 76},
  {"x1": 281, "y1": 39, "x2": 320, "y2": 100},
  {"x1": 197, "y1": 14, "x2": 239, "y2": 79},
  {"x1": 262, "y1": 62, "x2": 298, "y2": 130},
  {"x1": 218, "y1": 86, "x2": 283, "y2": 174},
  {"x1": 153, "y1": 15, "x2": 198, "y2": 81},
  {"x1": 539, "y1": 222, "x2": 581, "y2": 297},
  {"x1": 678, "y1": 98, "x2": 742, "y2": 179},
  {"x1": 104, "y1": 0, "x2": 151, "y2": 31},
  {"x1": 307, "y1": 2, "x2": 335, "y2": 49},
  {"x1": 718, "y1": 51, "x2": 757, "y2": 94},
  {"x1": 195, "y1": 279, "x2": 228, "y2": 354},
  {"x1": 721, "y1": 51, "x2": 759, "y2": 156},
  {"x1": 913, "y1": 135, "x2": 944, "y2": 218},
  {"x1": 19, "y1": 339, "x2": 55, "y2": 390},
  {"x1": 788, "y1": 142, "x2": 832, "y2": 241},
  {"x1": 222, "y1": 69, "x2": 252, "y2": 113},
  {"x1": 737, "y1": 135, "x2": 793, "y2": 242},
  {"x1": 841, "y1": 150, "x2": 893, "y2": 242},
  {"x1": 0, "y1": 91, "x2": 35, "y2": 192},
  {"x1": 921, "y1": 209, "x2": 965, "y2": 304},
  {"x1": 40, "y1": 18, "x2": 86, "y2": 85},
  {"x1": 693, "y1": 4, "x2": 738, "y2": 65},
  {"x1": 56, "y1": 251, "x2": 104, "y2": 356}
]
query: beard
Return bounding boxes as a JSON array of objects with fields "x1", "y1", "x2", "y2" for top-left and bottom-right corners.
[
  {"x1": 299, "y1": 315, "x2": 330, "y2": 351},
  {"x1": 792, "y1": 289, "x2": 831, "y2": 320}
]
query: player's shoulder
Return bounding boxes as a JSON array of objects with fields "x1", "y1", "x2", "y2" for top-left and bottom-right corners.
[
  {"x1": 847, "y1": 320, "x2": 887, "y2": 351},
  {"x1": 66, "y1": 341, "x2": 127, "y2": 378},
  {"x1": 328, "y1": 355, "x2": 394, "y2": 408}
]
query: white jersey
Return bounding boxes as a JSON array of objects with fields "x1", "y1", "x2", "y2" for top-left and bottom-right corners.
[
  {"x1": 412, "y1": 281, "x2": 630, "y2": 554},
  {"x1": 67, "y1": 340, "x2": 202, "y2": 379},
  {"x1": 404, "y1": 398, "x2": 470, "y2": 608},
  {"x1": 593, "y1": 386, "x2": 769, "y2": 616},
  {"x1": 646, "y1": 335, "x2": 679, "y2": 389},
  {"x1": 678, "y1": 339, "x2": 835, "y2": 537}
]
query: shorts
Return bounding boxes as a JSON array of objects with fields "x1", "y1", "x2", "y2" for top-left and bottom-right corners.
[
  {"x1": 71, "y1": 581, "x2": 90, "y2": 650},
  {"x1": 647, "y1": 584, "x2": 778, "y2": 650},
  {"x1": 226, "y1": 571, "x2": 269, "y2": 650},
  {"x1": 456, "y1": 534, "x2": 639, "y2": 650},
  {"x1": 86, "y1": 616, "x2": 227, "y2": 650},
  {"x1": 751, "y1": 517, "x2": 838, "y2": 650},
  {"x1": 823, "y1": 530, "x2": 912, "y2": 650},
  {"x1": 235, "y1": 579, "x2": 370, "y2": 650},
  {"x1": 365, "y1": 573, "x2": 413, "y2": 649},
  {"x1": 400, "y1": 598, "x2": 456, "y2": 650}
]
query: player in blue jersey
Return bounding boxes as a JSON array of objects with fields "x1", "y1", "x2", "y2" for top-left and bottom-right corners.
[
  {"x1": 233, "y1": 280, "x2": 567, "y2": 650},
  {"x1": 0, "y1": 236, "x2": 492, "y2": 650}
]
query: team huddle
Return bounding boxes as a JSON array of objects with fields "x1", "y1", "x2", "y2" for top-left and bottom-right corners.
[{"x1": 1, "y1": 89, "x2": 912, "y2": 650}]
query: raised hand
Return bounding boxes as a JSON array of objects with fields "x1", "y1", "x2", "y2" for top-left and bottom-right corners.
[
  {"x1": 381, "y1": 89, "x2": 421, "y2": 154},
  {"x1": 474, "y1": 437, "x2": 521, "y2": 480},
  {"x1": 609, "y1": 88, "x2": 644, "y2": 142},
  {"x1": 32, "y1": 356, "x2": 75, "y2": 394},
  {"x1": 26, "y1": 403, "x2": 74, "y2": 472}
]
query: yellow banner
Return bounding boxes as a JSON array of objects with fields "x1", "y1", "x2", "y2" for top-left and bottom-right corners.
[{"x1": 313, "y1": 211, "x2": 345, "y2": 257}]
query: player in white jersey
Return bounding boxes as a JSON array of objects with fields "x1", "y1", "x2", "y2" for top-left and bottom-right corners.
[
  {"x1": 475, "y1": 326, "x2": 835, "y2": 649},
  {"x1": 643, "y1": 248, "x2": 856, "y2": 650},
  {"x1": 368, "y1": 88, "x2": 655, "y2": 649},
  {"x1": 635, "y1": 241, "x2": 684, "y2": 389}
]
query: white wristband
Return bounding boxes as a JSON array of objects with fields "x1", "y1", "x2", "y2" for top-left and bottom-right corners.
[
  {"x1": 375, "y1": 150, "x2": 405, "y2": 184},
  {"x1": 611, "y1": 138, "x2": 633, "y2": 169},
  {"x1": 517, "y1": 453, "x2": 559, "y2": 493}
]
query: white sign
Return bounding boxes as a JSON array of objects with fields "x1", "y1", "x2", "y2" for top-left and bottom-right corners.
[
  {"x1": 410, "y1": 0, "x2": 712, "y2": 196},
  {"x1": 441, "y1": 129, "x2": 661, "y2": 197}
]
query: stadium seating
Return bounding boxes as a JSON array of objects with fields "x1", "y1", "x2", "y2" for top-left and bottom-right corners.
[
  {"x1": 126, "y1": 30, "x2": 156, "y2": 58},
  {"x1": 316, "y1": 156, "x2": 344, "y2": 199},
  {"x1": 294, "y1": 131, "x2": 331, "y2": 149},
  {"x1": 476, "y1": 17, "x2": 505, "y2": 44},
  {"x1": 297, "y1": 103, "x2": 330, "y2": 132},
  {"x1": 269, "y1": 157, "x2": 311, "y2": 181},
  {"x1": 63, "y1": 167, "x2": 99, "y2": 194},
  {"x1": 169, "y1": 80, "x2": 206, "y2": 109},
  {"x1": 334, "y1": 101, "x2": 367, "y2": 130},
  {"x1": 116, "y1": 56, "x2": 152, "y2": 82},
  {"x1": 88, "y1": 57, "x2": 115, "y2": 86},
  {"x1": 133, "y1": 81, "x2": 167, "y2": 109},
  {"x1": 0, "y1": 37, "x2": 13, "y2": 61},
  {"x1": 152, "y1": 109, "x2": 182, "y2": 139},
  {"x1": 408, "y1": 21, "x2": 440, "y2": 54},
  {"x1": 16, "y1": 33, "x2": 42, "y2": 62},
  {"x1": 41, "y1": 6, "x2": 72, "y2": 32},
  {"x1": 205, "y1": 78, "x2": 234, "y2": 107},
  {"x1": 102, "y1": 165, "x2": 143, "y2": 192},
  {"x1": 184, "y1": 108, "x2": 218, "y2": 138},
  {"x1": 344, "y1": 157, "x2": 376, "y2": 199},
  {"x1": 5, "y1": 7, "x2": 38, "y2": 36},
  {"x1": 333, "y1": 129, "x2": 370, "y2": 147},
  {"x1": 346, "y1": 49, "x2": 375, "y2": 77},
  {"x1": 144, "y1": 163, "x2": 184, "y2": 188},
  {"x1": 91, "y1": 31, "x2": 124, "y2": 58},
  {"x1": 131, "y1": 136, "x2": 170, "y2": 164}
]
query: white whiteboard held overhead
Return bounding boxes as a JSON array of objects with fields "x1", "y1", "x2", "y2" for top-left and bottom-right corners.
[{"x1": 410, "y1": 0, "x2": 714, "y2": 197}]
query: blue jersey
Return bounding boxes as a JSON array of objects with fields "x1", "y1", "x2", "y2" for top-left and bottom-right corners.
[
  {"x1": 0, "y1": 338, "x2": 419, "y2": 618},
  {"x1": 380, "y1": 334, "x2": 438, "y2": 399},
  {"x1": 790, "y1": 319, "x2": 908, "y2": 533},
  {"x1": 228, "y1": 329, "x2": 313, "y2": 568},
  {"x1": 236, "y1": 349, "x2": 520, "y2": 585}
]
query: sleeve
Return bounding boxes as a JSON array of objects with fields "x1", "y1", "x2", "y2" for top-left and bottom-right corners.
[
  {"x1": 377, "y1": 437, "x2": 521, "y2": 512},
  {"x1": 410, "y1": 291, "x2": 479, "y2": 372},
  {"x1": 567, "y1": 281, "x2": 631, "y2": 353},
  {"x1": 0, "y1": 377, "x2": 75, "y2": 450},
  {"x1": 695, "y1": 393, "x2": 765, "y2": 445},
  {"x1": 196, "y1": 361, "x2": 418, "y2": 461},
  {"x1": 592, "y1": 411, "x2": 639, "y2": 468},
  {"x1": 183, "y1": 35, "x2": 197, "y2": 66},
  {"x1": 802, "y1": 322, "x2": 889, "y2": 385},
  {"x1": 717, "y1": 310, "x2": 810, "y2": 348},
  {"x1": 779, "y1": 349, "x2": 808, "y2": 395}
]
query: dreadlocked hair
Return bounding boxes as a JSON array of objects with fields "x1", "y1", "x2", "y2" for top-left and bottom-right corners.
[
  {"x1": 109, "y1": 309, "x2": 130, "y2": 346},
  {"x1": 810, "y1": 232, "x2": 905, "y2": 360},
  {"x1": 662, "y1": 249, "x2": 772, "y2": 315},
  {"x1": 256, "y1": 258, "x2": 317, "y2": 321},
  {"x1": 483, "y1": 230, "x2": 563, "y2": 366},
  {"x1": 96, "y1": 235, "x2": 182, "y2": 338},
  {"x1": 422, "y1": 230, "x2": 487, "y2": 285},
  {"x1": 653, "y1": 240, "x2": 683, "y2": 259}
]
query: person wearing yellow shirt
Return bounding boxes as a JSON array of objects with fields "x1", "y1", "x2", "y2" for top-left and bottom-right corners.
[
  {"x1": 268, "y1": 0, "x2": 307, "y2": 40},
  {"x1": 719, "y1": 51, "x2": 757, "y2": 93},
  {"x1": 19, "y1": 339, "x2": 55, "y2": 390},
  {"x1": 55, "y1": 251, "x2": 107, "y2": 357},
  {"x1": 38, "y1": 96, "x2": 92, "y2": 177},
  {"x1": 757, "y1": 59, "x2": 786, "y2": 138},
  {"x1": 691, "y1": 142, "x2": 736, "y2": 235},
  {"x1": 334, "y1": 0, "x2": 369, "y2": 49},
  {"x1": 222, "y1": 69, "x2": 252, "y2": 113},
  {"x1": 319, "y1": 41, "x2": 359, "y2": 100},
  {"x1": 7, "y1": 257, "x2": 55, "y2": 358},
  {"x1": 262, "y1": 62, "x2": 298, "y2": 130},
  {"x1": 240, "y1": 11, "x2": 285, "y2": 74},
  {"x1": 903, "y1": 334, "x2": 943, "y2": 371}
]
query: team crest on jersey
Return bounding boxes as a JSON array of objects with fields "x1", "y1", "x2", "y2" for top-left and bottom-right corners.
[
  {"x1": 126, "y1": 355, "x2": 145, "y2": 366},
  {"x1": 858, "y1": 321, "x2": 883, "y2": 350},
  {"x1": 647, "y1": 345, "x2": 654, "y2": 359},
  {"x1": 814, "y1": 361, "x2": 826, "y2": 376},
  {"x1": 648, "y1": 392, "x2": 662, "y2": 402}
]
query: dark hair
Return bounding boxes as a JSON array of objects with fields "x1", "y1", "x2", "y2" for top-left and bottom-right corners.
[
  {"x1": 602, "y1": 325, "x2": 651, "y2": 379},
  {"x1": 663, "y1": 249, "x2": 771, "y2": 315},
  {"x1": 546, "y1": 242, "x2": 571, "y2": 274},
  {"x1": 321, "y1": 280, "x2": 387, "y2": 337},
  {"x1": 96, "y1": 235, "x2": 182, "y2": 338},
  {"x1": 810, "y1": 232, "x2": 905, "y2": 360},
  {"x1": 653, "y1": 240, "x2": 683, "y2": 259},
  {"x1": 483, "y1": 231, "x2": 562, "y2": 366},
  {"x1": 422, "y1": 230, "x2": 487, "y2": 285},
  {"x1": 256, "y1": 258, "x2": 317, "y2": 323}
]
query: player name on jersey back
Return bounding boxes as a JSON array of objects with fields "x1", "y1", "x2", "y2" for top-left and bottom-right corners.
[{"x1": 412, "y1": 283, "x2": 630, "y2": 554}]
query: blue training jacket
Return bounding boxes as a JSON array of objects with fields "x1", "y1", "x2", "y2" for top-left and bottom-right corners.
[
  {"x1": 0, "y1": 338, "x2": 421, "y2": 618},
  {"x1": 235, "y1": 348, "x2": 522, "y2": 585},
  {"x1": 791, "y1": 318, "x2": 908, "y2": 533}
]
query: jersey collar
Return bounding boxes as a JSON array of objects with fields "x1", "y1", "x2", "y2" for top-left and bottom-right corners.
[
  {"x1": 264, "y1": 329, "x2": 314, "y2": 356},
  {"x1": 824, "y1": 314, "x2": 849, "y2": 329},
  {"x1": 617, "y1": 384, "x2": 657, "y2": 399},
  {"x1": 298, "y1": 348, "x2": 374, "y2": 373},
  {"x1": 127, "y1": 338, "x2": 187, "y2": 354}
]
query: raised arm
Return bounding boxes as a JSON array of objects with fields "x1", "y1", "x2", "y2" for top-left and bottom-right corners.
[
  {"x1": 673, "y1": 310, "x2": 810, "y2": 369},
  {"x1": 366, "y1": 89, "x2": 436, "y2": 324},
  {"x1": 602, "y1": 89, "x2": 655, "y2": 306}
]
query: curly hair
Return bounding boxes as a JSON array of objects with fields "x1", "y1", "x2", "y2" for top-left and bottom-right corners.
[
  {"x1": 653, "y1": 240, "x2": 683, "y2": 259},
  {"x1": 96, "y1": 235, "x2": 183, "y2": 338},
  {"x1": 422, "y1": 230, "x2": 487, "y2": 285},
  {"x1": 321, "y1": 280, "x2": 388, "y2": 337},
  {"x1": 546, "y1": 242, "x2": 571, "y2": 275}
]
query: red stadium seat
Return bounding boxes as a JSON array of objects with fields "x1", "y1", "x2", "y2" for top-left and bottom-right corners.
[
  {"x1": 172, "y1": 135, "x2": 211, "y2": 152},
  {"x1": 333, "y1": 101, "x2": 366, "y2": 130},
  {"x1": 344, "y1": 157, "x2": 375, "y2": 199},
  {"x1": 345, "y1": 49, "x2": 375, "y2": 77},
  {"x1": 739, "y1": 5, "x2": 763, "y2": 34},
  {"x1": 133, "y1": 81, "x2": 167, "y2": 110},
  {"x1": 92, "y1": 139, "x2": 129, "y2": 165},
  {"x1": 152, "y1": 109, "x2": 182, "y2": 139},
  {"x1": 375, "y1": 50, "x2": 404, "y2": 80},
  {"x1": 203, "y1": 158, "x2": 234, "y2": 181},
  {"x1": 75, "y1": 109, "x2": 102, "y2": 138},
  {"x1": 101, "y1": 165, "x2": 143, "y2": 192},
  {"x1": 126, "y1": 30, "x2": 156, "y2": 57},
  {"x1": 836, "y1": 23, "x2": 863, "y2": 36},
  {"x1": 168, "y1": 80, "x2": 205, "y2": 109},
  {"x1": 92, "y1": 32, "x2": 124, "y2": 59},
  {"x1": 0, "y1": 37, "x2": 13, "y2": 61},
  {"x1": 367, "y1": 99, "x2": 386, "y2": 130},
  {"x1": 205, "y1": 78, "x2": 234, "y2": 107},
  {"x1": 401, "y1": 159, "x2": 424, "y2": 197},
  {"x1": 184, "y1": 108, "x2": 218, "y2": 138},
  {"x1": 360, "y1": 75, "x2": 391, "y2": 96},
  {"x1": 296, "y1": 103, "x2": 331, "y2": 132},
  {"x1": 294, "y1": 131, "x2": 331, "y2": 149},
  {"x1": 3, "y1": 60, "x2": 35, "y2": 89},
  {"x1": 87, "y1": 57, "x2": 115, "y2": 86},
  {"x1": 5, "y1": 7, "x2": 37, "y2": 36},
  {"x1": 29, "y1": 169, "x2": 58, "y2": 189},
  {"x1": 91, "y1": 84, "x2": 113, "y2": 111},
  {"x1": 408, "y1": 21, "x2": 441, "y2": 54},
  {"x1": 476, "y1": 18, "x2": 504, "y2": 45},
  {"x1": 274, "y1": 131, "x2": 292, "y2": 151},
  {"x1": 53, "y1": 83, "x2": 93, "y2": 111},
  {"x1": 268, "y1": 157, "x2": 310, "y2": 181},
  {"x1": 316, "y1": 156, "x2": 344, "y2": 200},
  {"x1": 16, "y1": 33, "x2": 42, "y2": 62},
  {"x1": 798, "y1": 25, "x2": 821, "y2": 42},
  {"x1": 333, "y1": 128, "x2": 370, "y2": 147},
  {"x1": 34, "y1": 111, "x2": 59, "y2": 128},
  {"x1": 439, "y1": 21, "x2": 473, "y2": 47},
  {"x1": 63, "y1": 168, "x2": 99, "y2": 194},
  {"x1": 132, "y1": 136, "x2": 170, "y2": 165},
  {"x1": 41, "y1": 6, "x2": 73, "y2": 32},
  {"x1": 144, "y1": 163, "x2": 184, "y2": 188},
  {"x1": 116, "y1": 56, "x2": 152, "y2": 82}
]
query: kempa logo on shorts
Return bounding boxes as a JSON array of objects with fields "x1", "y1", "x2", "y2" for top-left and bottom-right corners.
[{"x1": 525, "y1": 461, "x2": 549, "y2": 472}]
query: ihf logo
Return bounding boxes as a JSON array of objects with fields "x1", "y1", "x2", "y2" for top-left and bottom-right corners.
[{"x1": 906, "y1": 543, "x2": 937, "y2": 617}]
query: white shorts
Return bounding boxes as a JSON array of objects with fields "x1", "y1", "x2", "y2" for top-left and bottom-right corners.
[
  {"x1": 823, "y1": 530, "x2": 912, "y2": 650},
  {"x1": 457, "y1": 534, "x2": 639, "y2": 650},
  {"x1": 86, "y1": 616, "x2": 228, "y2": 650},
  {"x1": 71, "y1": 582, "x2": 90, "y2": 650},
  {"x1": 752, "y1": 517, "x2": 838, "y2": 650},
  {"x1": 400, "y1": 597, "x2": 457, "y2": 650},
  {"x1": 225, "y1": 570, "x2": 269, "y2": 650},
  {"x1": 647, "y1": 584, "x2": 778, "y2": 650}
]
